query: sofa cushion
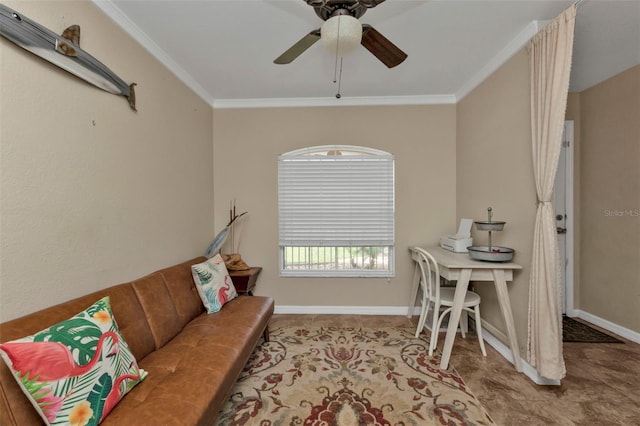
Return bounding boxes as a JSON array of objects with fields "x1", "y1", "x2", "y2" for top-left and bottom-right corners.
[
  {"x1": 0, "y1": 284, "x2": 156, "y2": 363},
  {"x1": 191, "y1": 255, "x2": 238, "y2": 314},
  {"x1": 0, "y1": 297, "x2": 146, "y2": 425},
  {"x1": 101, "y1": 296, "x2": 274, "y2": 426},
  {"x1": 157, "y1": 257, "x2": 206, "y2": 327},
  {"x1": 130, "y1": 273, "x2": 182, "y2": 350}
]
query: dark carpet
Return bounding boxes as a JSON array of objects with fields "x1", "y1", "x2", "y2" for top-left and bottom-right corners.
[{"x1": 563, "y1": 316, "x2": 624, "y2": 343}]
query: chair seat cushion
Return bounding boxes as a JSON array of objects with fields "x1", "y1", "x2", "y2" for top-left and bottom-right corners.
[{"x1": 439, "y1": 288, "x2": 481, "y2": 307}]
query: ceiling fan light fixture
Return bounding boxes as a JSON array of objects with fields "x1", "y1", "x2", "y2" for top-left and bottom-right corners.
[{"x1": 321, "y1": 15, "x2": 362, "y2": 56}]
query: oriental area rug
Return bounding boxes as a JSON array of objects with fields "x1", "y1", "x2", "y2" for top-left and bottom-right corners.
[{"x1": 217, "y1": 326, "x2": 494, "y2": 425}]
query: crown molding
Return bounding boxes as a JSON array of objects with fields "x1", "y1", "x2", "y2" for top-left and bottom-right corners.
[
  {"x1": 93, "y1": 1, "x2": 543, "y2": 110},
  {"x1": 213, "y1": 94, "x2": 456, "y2": 109},
  {"x1": 455, "y1": 20, "x2": 541, "y2": 102},
  {"x1": 93, "y1": 1, "x2": 453, "y2": 110},
  {"x1": 92, "y1": 0, "x2": 214, "y2": 107}
]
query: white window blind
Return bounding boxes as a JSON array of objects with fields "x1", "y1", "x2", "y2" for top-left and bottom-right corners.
[{"x1": 278, "y1": 146, "x2": 394, "y2": 248}]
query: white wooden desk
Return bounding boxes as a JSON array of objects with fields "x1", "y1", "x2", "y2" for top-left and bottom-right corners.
[{"x1": 409, "y1": 246, "x2": 523, "y2": 371}]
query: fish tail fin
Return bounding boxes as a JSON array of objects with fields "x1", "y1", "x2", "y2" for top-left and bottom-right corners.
[
  {"x1": 62, "y1": 25, "x2": 80, "y2": 46},
  {"x1": 127, "y1": 83, "x2": 137, "y2": 111},
  {"x1": 56, "y1": 25, "x2": 81, "y2": 57}
]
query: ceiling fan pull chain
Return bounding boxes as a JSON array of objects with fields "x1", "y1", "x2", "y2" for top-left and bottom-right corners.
[
  {"x1": 334, "y1": 16, "x2": 343, "y2": 99},
  {"x1": 336, "y1": 56, "x2": 343, "y2": 99},
  {"x1": 333, "y1": 16, "x2": 342, "y2": 83}
]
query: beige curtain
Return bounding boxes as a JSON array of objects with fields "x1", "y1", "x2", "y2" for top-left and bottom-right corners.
[{"x1": 527, "y1": 5, "x2": 576, "y2": 381}]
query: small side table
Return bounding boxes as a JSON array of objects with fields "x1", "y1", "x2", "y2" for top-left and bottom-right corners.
[{"x1": 229, "y1": 267, "x2": 262, "y2": 295}]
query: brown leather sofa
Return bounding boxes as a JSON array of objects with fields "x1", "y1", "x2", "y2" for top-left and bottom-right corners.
[{"x1": 0, "y1": 256, "x2": 274, "y2": 425}]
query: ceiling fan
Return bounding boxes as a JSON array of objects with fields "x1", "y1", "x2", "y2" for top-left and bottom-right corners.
[{"x1": 274, "y1": 0, "x2": 407, "y2": 68}]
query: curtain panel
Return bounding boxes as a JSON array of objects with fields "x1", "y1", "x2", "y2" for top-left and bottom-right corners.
[{"x1": 527, "y1": 4, "x2": 576, "y2": 380}]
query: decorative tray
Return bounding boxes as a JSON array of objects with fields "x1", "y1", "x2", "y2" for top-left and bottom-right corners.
[
  {"x1": 467, "y1": 245, "x2": 515, "y2": 262},
  {"x1": 473, "y1": 221, "x2": 505, "y2": 231}
]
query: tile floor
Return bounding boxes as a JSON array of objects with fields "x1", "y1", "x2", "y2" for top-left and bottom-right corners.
[{"x1": 269, "y1": 314, "x2": 640, "y2": 425}]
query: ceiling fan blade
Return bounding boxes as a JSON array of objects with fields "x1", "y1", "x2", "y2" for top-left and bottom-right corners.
[
  {"x1": 361, "y1": 24, "x2": 407, "y2": 68},
  {"x1": 274, "y1": 29, "x2": 321, "y2": 64}
]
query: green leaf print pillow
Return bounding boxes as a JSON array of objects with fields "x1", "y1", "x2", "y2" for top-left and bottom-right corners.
[{"x1": 0, "y1": 297, "x2": 147, "y2": 425}]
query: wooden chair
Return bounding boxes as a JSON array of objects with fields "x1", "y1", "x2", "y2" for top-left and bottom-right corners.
[{"x1": 412, "y1": 247, "x2": 487, "y2": 357}]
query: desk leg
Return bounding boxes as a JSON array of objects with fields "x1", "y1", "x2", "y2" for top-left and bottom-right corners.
[
  {"x1": 408, "y1": 262, "x2": 420, "y2": 318},
  {"x1": 493, "y1": 269, "x2": 523, "y2": 372},
  {"x1": 439, "y1": 268, "x2": 472, "y2": 370}
]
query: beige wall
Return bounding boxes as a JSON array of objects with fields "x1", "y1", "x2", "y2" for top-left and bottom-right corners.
[
  {"x1": 0, "y1": 0, "x2": 214, "y2": 321},
  {"x1": 578, "y1": 65, "x2": 640, "y2": 332},
  {"x1": 4, "y1": 2, "x2": 634, "y2": 345},
  {"x1": 565, "y1": 93, "x2": 581, "y2": 309},
  {"x1": 213, "y1": 105, "x2": 457, "y2": 309},
  {"x1": 456, "y1": 49, "x2": 535, "y2": 353}
]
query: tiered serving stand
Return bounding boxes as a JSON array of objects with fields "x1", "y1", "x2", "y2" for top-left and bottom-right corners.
[{"x1": 467, "y1": 207, "x2": 515, "y2": 262}]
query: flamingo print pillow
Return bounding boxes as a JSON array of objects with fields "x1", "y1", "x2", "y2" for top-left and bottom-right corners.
[
  {"x1": 191, "y1": 254, "x2": 238, "y2": 313},
  {"x1": 0, "y1": 297, "x2": 147, "y2": 425}
]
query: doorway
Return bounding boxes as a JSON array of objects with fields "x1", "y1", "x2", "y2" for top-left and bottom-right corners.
[{"x1": 554, "y1": 120, "x2": 574, "y2": 315}]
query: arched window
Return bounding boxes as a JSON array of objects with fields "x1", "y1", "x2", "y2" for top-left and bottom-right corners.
[{"x1": 278, "y1": 145, "x2": 394, "y2": 277}]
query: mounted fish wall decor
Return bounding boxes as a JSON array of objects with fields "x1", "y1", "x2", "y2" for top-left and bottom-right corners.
[{"x1": 0, "y1": 3, "x2": 137, "y2": 111}]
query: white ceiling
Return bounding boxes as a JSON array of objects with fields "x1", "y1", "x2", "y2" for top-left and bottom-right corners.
[{"x1": 96, "y1": 0, "x2": 640, "y2": 108}]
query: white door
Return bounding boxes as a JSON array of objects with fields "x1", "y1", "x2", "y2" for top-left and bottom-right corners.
[{"x1": 554, "y1": 121, "x2": 574, "y2": 314}]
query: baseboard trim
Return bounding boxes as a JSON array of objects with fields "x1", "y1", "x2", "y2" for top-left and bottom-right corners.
[
  {"x1": 274, "y1": 305, "x2": 421, "y2": 316},
  {"x1": 573, "y1": 310, "x2": 640, "y2": 344},
  {"x1": 480, "y1": 325, "x2": 560, "y2": 386}
]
